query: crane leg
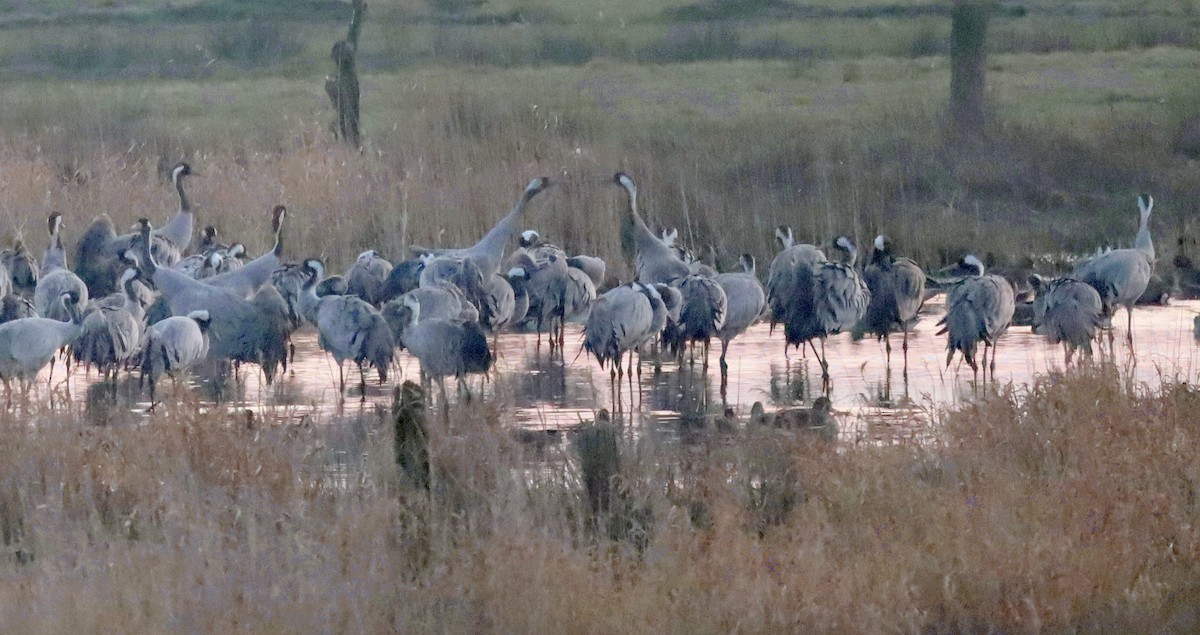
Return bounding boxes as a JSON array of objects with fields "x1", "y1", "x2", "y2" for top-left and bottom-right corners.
[
  {"x1": 884, "y1": 333, "x2": 892, "y2": 370},
  {"x1": 901, "y1": 329, "x2": 910, "y2": 381},
  {"x1": 990, "y1": 340, "x2": 998, "y2": 378},
  {"x1": 1126, "y1": 306, "x2": 1135, "y2": 348},
  {"x1": 337, "y1": 362, "x2": 346, "y2": 395}
]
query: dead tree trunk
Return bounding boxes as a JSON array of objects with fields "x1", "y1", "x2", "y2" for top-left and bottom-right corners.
[
  {"x1": 326, "y1": 0, "x2": 366, "y2": 148},
  {"x1": 950, "y1": 1, "x2": 991, "y2": 137}
]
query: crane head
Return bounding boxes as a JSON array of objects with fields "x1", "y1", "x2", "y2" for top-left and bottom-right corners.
[
  {"x1": 357, "y1": 249, "x2": 378, "y2": 261},
  {"x1": 47, "y1": 212, "x2": 63, "y2": 238},
  {"x1": 958, "y1": 254, "x2": 985, "y2": 276},
  {"x1": 271, "y1": 205, "x2": 287, "y2": 233},
  {"x1": 613, "y1": 172, "x2": 636, "y2": 193},
  {"x1": 774, "y1": 226, "x2": 795, "y2": 250},
  {"x1": 519, "y1": 230, "x2": 541, "y2": 248},
  {"x1": 524, "y1": 177, "x2": 551, "y2": 198},
  {"x1": 739, "y1": 253, "x2": 756, "y2": 274},
  {"x1": 1137, "y1": 194, "x2": 1153, "y2": 221},
  {"x1": 186, "y1": 310, "x2": 212, "y2": 330},
  {"x1": 172, "y1": 162, "x2": 193, "y2": 181},
  {"x1": 302, "y1": 258, "x2": 325, "y2": 283},
  {"x1": 228, "y1": 243, "x2": 246, "y2": 259}
]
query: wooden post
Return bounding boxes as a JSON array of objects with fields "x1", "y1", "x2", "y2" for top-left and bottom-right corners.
[
  {"x1": 326, "y1": 0, "x2": 366, "y2": 148},
  {"x1": 950, "y1": 1, "x2": 991, "y2": 137}
]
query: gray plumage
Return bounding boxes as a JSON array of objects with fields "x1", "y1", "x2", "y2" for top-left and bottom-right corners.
[
  {"x1": 74, "y1": 163, "x2": 194, "y2": 297},
  {"x1": 936, "y1": 255, "x2": 1016, "y2": 377},
  {"x1": 74, "y1": 268, "x2": 145, "y2": 376},
  {"x1": 1029, "y1": 275, "x2": 1104, "y2": 363},
  {"x1": 0, "y1": 292, "x2": 85, "y2": 393},
  {"x1": 766, "y1": 226, "x2": 826, "y2": 329},
  {"x1": 613, "y1": 173, "x2": 691, "y2": 285},
  {"x1": 779, "y1": 236, "x2": 870, "y2": 383},
  {"x1": 714, "y1": 254, "x2": 766, "y2": 372},
  {"x1": 584, "y1": 283, "x2": 662, "y2": 375},
  {"x1": 478, "y1": 274, "x2": 516, "y2": 333},
  {"x1": 398, "y1": 294, "x2": 493, "y2": 383},
  {"x1": 383, "y1": 285, "x2": 471, "y2": 345},
  {"x1": 1, "y1": 239, "x2": 37, "y2": 298},
  {"x1": 419, "y1": 254, "x2": 485, "y2": 306},
  {"x1": 316, "y1": 275, "x2": 348, "y2": 297},
  {"x1": 173, "y1": 251, "x2": 223, "y2": 280},
  {"x1": 410, "y1": 177, "x2": 551, "y2": 281},
  {"x1": 378, "y1": 257, "x2": 423, "y2": 303},
  {"x1": 134, "y1": 219, "x2": 287, "y2": 376},
  {"x1": 346, "y1": 249, "x2": 393, "y2": 305},
  {"x1": 203, "y1": 205, "x2": 287, "y2": 298},
  {"x1": 297, "y1": 259, "x2": 395, "y2": 393},
  {"x1": 564, "y1": 266, "x2": 597, "y2": 324},
  {"x1": 0, "y1": 294, "x2": 36, "y2": 326},
  {"x1": 860, "y1": 235, "x2": 926, "y2": 373},
  {"x1": 1073, "y1": 194, "x2": 1155, "y2": 345},
  {"x1": 664, "y1": 274, "x2": 728, "y2": 364},
  {"x1": 34, "y1": 213, "x2": 90, "y2": 322},
  {"x1": 509, "y1": 240, "x2": 569, "y2": 344},
  {"x1": 140, "y1": 310, "x2": 210, "y2": 403},
  {"x1": 567, "y1": 255, "x2": 606, "y2": 288}
]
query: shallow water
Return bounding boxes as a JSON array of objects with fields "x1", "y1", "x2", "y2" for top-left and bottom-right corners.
[{"x1": 27, "y1": 298, "x2": 1200, "y2": 442}]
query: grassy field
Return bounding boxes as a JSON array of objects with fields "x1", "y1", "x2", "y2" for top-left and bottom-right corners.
[
  {"x1": 0, "y1": 2, "x2": 1196, "y2": 278},
  {"x1": 1, "y1": 369, "x2": 1200, "y2": 631}
]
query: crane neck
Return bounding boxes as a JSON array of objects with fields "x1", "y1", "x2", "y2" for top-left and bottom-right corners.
[
  {"x1": 1135, "y1": 219, "x2": 1154, "y2": 261},
  {"x1": 175, "y1": 171, "x2": 191, "y2": 214},
  {"x1": 470, "y1": 187, "x2": 542, "y2": 277},
  {"x1": 138, "y1": 227, "x2": 158, "y2": 277}
]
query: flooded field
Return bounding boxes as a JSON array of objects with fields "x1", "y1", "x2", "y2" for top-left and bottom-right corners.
[{"x1": 25, "y1": 299, "x2": 1200, "y2": 442}]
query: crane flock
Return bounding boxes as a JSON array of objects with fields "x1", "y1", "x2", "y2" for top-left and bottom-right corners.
[{"x1": 0, "y1": 165, "x2": 1171, "y2": 413}]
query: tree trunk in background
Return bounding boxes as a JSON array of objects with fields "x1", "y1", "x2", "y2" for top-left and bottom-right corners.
[
  {"x1": 950, "y1": 1, "x2": 990, "y2": 137},
  {"x1": 326, "y1": 0, "x2": 366, "y2": 149}
]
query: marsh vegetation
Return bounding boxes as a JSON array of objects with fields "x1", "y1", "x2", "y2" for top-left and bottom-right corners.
[{"x1": 2, "y1": 0, "x2": 1200, "y2": 631}]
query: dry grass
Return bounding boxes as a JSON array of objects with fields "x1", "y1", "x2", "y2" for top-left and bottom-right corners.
[
  {"x1": 1, "y1": 50, "x2": 1198, "y2": 281},
  {"x1": 0, "y1": 368, "x2": 1198, "y2": 632}
]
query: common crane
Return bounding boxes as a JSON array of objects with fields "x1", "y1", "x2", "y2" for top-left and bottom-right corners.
[
  {"x1": 567, "y1": 254, "x2": 606, "y2": 289},
  {"x1": 714, "y1": 254, "x2": 766, "y2": 375},
  {"x1": 74, "y1": 162, "x2": 195, "y2": 296},
  {"x1": 937, "y1": 254, "x2": 1016, "y2": 382},
  {"x1": 1, "y1": 238, "x2": 39, "y2": 299},
  {"x1": 583, "y1": 282, "x2": 668, "y2": 404},
  {"x1": 613, "y1": 173, "x2": 691, "y2": 284},
  {"x1": 296, "y1": 259, "x2": 395, "y2": 396},
  {"x1": 766, "y1": 226, "x2": 825, "y2": 332},
  {"x1": 1073, "y1": 194, "x2": 1154, "y2": 348},
  {"x1": 0, "y1": 291, "x2": 85, "y2": 399},
  {"x1": 860, "y1": 235, "x2": 925, "y2": 376},
  {"x1": 140, "y1": 310, "x2": 211, "y2": 406},
  {"x1": 74, "y1": 268, "x2": 145, "y2": 383},
  {"x1": 398, "y1": 294, "x2": 493, "y2": 404},
  {"x1": 663, "y1": 274, "x2": 728, "y2": 367},
  {"x1": 346, "y1": 249, "x2": 393, "y2": 305},
  {"x1": 34, "y1": 213, "x2": 90, "y2": 323},
  {"x1": 202, "y1": 205, "x2": 287, "y2": 298},
  {"x1": 778, "y1": 236, "x2": 870, "y2": 385},
  {"x1": 1029, "y1": 274, "x2": 1104, "y2": 364},
  {"x1": 133, "y1": 219, "x2": 288, "y2": 380},
  {"x1": 410, "y1": 177, "x2": 551, "y2": 281}
]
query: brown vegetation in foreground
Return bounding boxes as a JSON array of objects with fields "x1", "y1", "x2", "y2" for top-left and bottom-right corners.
[{"x1": 0, "y1": 367, "x2": 1198, "y2": 632}]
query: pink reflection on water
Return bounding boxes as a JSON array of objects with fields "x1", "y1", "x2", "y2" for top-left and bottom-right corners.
[{"x1": 34, "y1": 299, "x2": 1200, "y2": 440}]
